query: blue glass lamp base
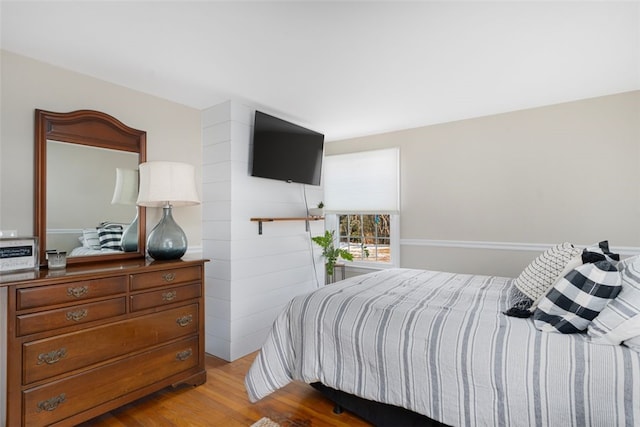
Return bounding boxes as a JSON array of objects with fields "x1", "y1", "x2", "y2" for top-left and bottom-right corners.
[
  {"x1": 147, "y1": 205, "x2": 187, "y2": 260},
  {"x1": 120, "y1": 210, "x2": 139, "y2": 252}
]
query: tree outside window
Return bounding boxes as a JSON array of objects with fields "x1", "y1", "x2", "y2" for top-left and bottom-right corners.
[{"x1": 338, "y1": 214, "x2": 391, "y2": 263}]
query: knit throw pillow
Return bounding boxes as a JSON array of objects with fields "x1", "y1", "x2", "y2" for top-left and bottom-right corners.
[{"x1": 513, "y1": 242, "x2": 582, "y2": 307}]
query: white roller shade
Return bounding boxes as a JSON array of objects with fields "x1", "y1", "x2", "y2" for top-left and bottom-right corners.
[{"x1": 324, "y1": 148, "x2": 399, "y2": 213}]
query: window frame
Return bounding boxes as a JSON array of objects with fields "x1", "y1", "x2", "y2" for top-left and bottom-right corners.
[{"x1": 325, "y1": 213, "x2": 400, "y2": 270}]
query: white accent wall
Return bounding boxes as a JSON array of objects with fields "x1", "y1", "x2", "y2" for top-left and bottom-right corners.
[{"x1": 201, "y1": 101, "x2": 325, "y2": 361}]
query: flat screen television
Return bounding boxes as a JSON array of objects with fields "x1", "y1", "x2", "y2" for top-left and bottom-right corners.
[{"x1": 251, "y1": 111, "x2": 324, "y2": 186}]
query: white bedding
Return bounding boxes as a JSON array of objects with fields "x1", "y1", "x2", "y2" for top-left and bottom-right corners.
[
  {"x1": 68, "y1": 247, "x2": 122, "y2": 256},
  {"x1": 245, "y1": 268, "x2": 640, "y2": 426}
]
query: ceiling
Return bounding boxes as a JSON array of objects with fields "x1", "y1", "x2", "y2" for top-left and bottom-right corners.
[{"x1": 1, "y1": 1, "x2": 638, "y2": 141}]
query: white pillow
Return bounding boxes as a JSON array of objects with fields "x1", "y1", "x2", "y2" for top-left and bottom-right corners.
[
  {"x1": 513, "y1": 242, "x2": 582, "y2": 309},
  {"x1": 617, "y1": 254, "x2": 640, "y2": 274},
  {"x1": 588, "y1": 256, "x2": 640, "y2": 345},
  {"x1": 82, "y1": 228, "x2": 101, "y2": 249},
  {"x1": 625, "y1": 334, "x2": 640, "y2": 352}
]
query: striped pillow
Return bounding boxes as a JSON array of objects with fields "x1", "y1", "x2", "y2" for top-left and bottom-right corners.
[
  {"x1": 82, "y1": 228, "x2": 101, "y2": 250},
  {"x1": 616, "y1": 254, "x2": 639, "y2": 274},
  {"x1": 534, "y1": 260, "x2": 621, "y2": 333},
  {"x1": 625, "y1": 333, "x2": 640, "y2": 352},
  {"x1": 588, "y1": 256, "x2": 640, "y2": 345}
]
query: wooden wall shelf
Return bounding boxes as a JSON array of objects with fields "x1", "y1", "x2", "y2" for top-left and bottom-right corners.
[{"x1": 250, "y1": 217, "x2": 324, "y2": 235}]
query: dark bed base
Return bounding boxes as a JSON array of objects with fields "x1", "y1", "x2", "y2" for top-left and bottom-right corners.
[{"x1": 310, "y1": 383, "x2": 448, "y2": 427}]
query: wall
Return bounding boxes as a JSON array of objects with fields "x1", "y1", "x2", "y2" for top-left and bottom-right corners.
[
  {"x1": 0, "y1": 50, "x2": 203, "y2": 246},
  {"x1": 0, "y1": 50, "x2": 203, "y2": 425},
  {"x1": 326, "y1": 91, "x2": 640, "y2": 278},
  {"x1": 201, "y1": 100, "x2": 324, "y2": 361},
  {"x1": 1, "y1": 47, "x2": 637, "y2": 384}
]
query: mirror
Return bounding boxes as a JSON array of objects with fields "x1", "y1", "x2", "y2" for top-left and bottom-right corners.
[{"x1": 35, "y1": 109, "x2": 147, "y2": 266}]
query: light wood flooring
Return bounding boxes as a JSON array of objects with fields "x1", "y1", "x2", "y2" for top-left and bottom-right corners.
[{"x1": 78, "y1": 352, "x2": 372, "y2": 426}]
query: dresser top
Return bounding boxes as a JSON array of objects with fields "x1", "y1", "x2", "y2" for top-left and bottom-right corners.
[{"x1": 0, "y1": 256, "x2": 207, "y2": 287}]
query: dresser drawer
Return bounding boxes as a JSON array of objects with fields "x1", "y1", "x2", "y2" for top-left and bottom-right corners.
[
  {"x1": 17, "y1": 298, "x2": 126, "y2": 336},
  {"x1": 23, "y1": 303, "x2": 199, "y2": 385},
  {"x1": 17, "y1": 276, "x2": 127, "y2": 310},
  {"x1": 130, "y1": 282, "x2": 201, "y2": 311},
  {"x1": 23, "y1": 336, "x2": 199, "y2": 427},
  {"x1": 130, "y1": 265, "x2": 201, "y2": 291}
]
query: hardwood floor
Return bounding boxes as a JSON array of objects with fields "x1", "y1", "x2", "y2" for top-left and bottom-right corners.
[{"x1": 78, "y1": 352, "x2": 372, "y2": 426}]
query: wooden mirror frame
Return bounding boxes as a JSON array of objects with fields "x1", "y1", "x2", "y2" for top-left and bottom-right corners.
[{"x1": 35, "y1": 109, "x2": 147, "y2": 267}]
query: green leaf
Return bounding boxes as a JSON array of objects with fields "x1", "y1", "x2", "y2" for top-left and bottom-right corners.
[{"x1": 311, "y1": 230, "x2": 353, "y2": 269}]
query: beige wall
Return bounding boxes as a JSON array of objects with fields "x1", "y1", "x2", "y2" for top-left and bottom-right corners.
[
  {"x1": 0, "y1": 51, "x2": 201, "y2": 417},
  {"x1": 327, "y1": 91, "x2": 640, "y2": 277},
  {"x1": 0, "y1": 50, "x2": 203, "y2": 249}
]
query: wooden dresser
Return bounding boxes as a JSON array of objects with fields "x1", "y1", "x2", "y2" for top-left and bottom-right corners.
[{"x1": 0, "y1": 258, "x2": 207, "y2": 427}]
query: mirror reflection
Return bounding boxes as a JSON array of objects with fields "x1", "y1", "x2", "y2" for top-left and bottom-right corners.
[
  {"x1": 46, "y1": 141, "x2": 139, "y2": 257},
  {"x1": 35, "y1": 109, "x2": 147, "y2": 267}
]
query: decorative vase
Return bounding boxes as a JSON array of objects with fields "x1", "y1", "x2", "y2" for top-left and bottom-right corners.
[
  {"x1": 146, "y1": 205, "x2": 187, "y2": 260},
  {"x1": 119, "y1": 208, "x2": 139, "y2": 252}
]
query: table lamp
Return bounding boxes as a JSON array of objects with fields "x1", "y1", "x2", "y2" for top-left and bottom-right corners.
[
  {"x1": 111, "y1": 168, "x2": 139, "y2": 252},
  {"x1": 136, "y1": 161, "x2": 200, "y2": 260}
]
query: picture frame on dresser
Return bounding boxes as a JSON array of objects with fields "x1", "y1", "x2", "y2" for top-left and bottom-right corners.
[{"x1": 0, "y1": 237, "x2": 39, "y2": 273}]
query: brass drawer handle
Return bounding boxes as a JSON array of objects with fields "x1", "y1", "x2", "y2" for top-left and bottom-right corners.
[
  {"x1": 66, "y1": 309, "x2": 88, "y2": 322},
  {"x1": 37, "y1": 348, "x2": 67, "y2": 365},
  {"x1": 162, "y1": 273, "x2": 176, "y2": 282},
  {"x1": 176, "y1": 314, "x2": 193, "y2": 327},
  {"x1": 162, "y1": 290, "x2": 177, "y2": 301},
  {"x1": 37, "y1": 393, "x2": 66, "y2": 412},
  {"x1": 67, "y1": 285, "x2": 88, "y2": 298},
  {"x1": 176, "y1": 348, "x2": 193, "y2": 361}
]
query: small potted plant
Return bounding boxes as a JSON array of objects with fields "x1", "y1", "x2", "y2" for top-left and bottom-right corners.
[
  {"x1": 312, "y1": 230, "x2": 353, "y2": 282},
  {"x1": 308, "y1": 201, "x2": 324, "y2": 217}
]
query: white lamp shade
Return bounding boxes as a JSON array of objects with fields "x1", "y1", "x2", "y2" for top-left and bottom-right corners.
[
  {"x1": 111, "y1": 168, "x2": 139, "y2": 205},
  {"x1": 136, "y1": 161, "x2": 200, "y2": 207}
]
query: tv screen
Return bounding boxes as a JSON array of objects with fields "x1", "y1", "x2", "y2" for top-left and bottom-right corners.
[{"x1": 251, "y1": 111, "x2": 324, "y2": 186}]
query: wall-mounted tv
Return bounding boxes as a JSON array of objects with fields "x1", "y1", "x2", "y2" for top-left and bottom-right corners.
[{"x1": 251, "y1": 111, "x2": 324, "y2": 186}]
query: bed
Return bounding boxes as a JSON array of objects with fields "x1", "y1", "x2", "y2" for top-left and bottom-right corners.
[
  {"x1": 68, "y1": 246, "x2": 123, "y2": 256},
  {"x1": 245, "y1": 250, "x2": 640, "y2": 426},
  {"x1": 66, "y1": 223, "x2": 127, "y2": 256}
]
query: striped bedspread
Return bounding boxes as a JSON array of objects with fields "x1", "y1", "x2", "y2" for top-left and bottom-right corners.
[{"x1": 245, "y1": 268, "x2": 640, "y2": 426}]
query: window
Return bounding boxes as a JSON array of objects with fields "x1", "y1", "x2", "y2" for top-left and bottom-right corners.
[
  {"x1": 324, "y1": 147, "x2": 400, "y2": 267},
  {"x1": 338, "y1": 214, "x2": 392, "y2": 263},
  {"x1": 323, "y1": 148, "x2": 399, "y2": 213}
]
